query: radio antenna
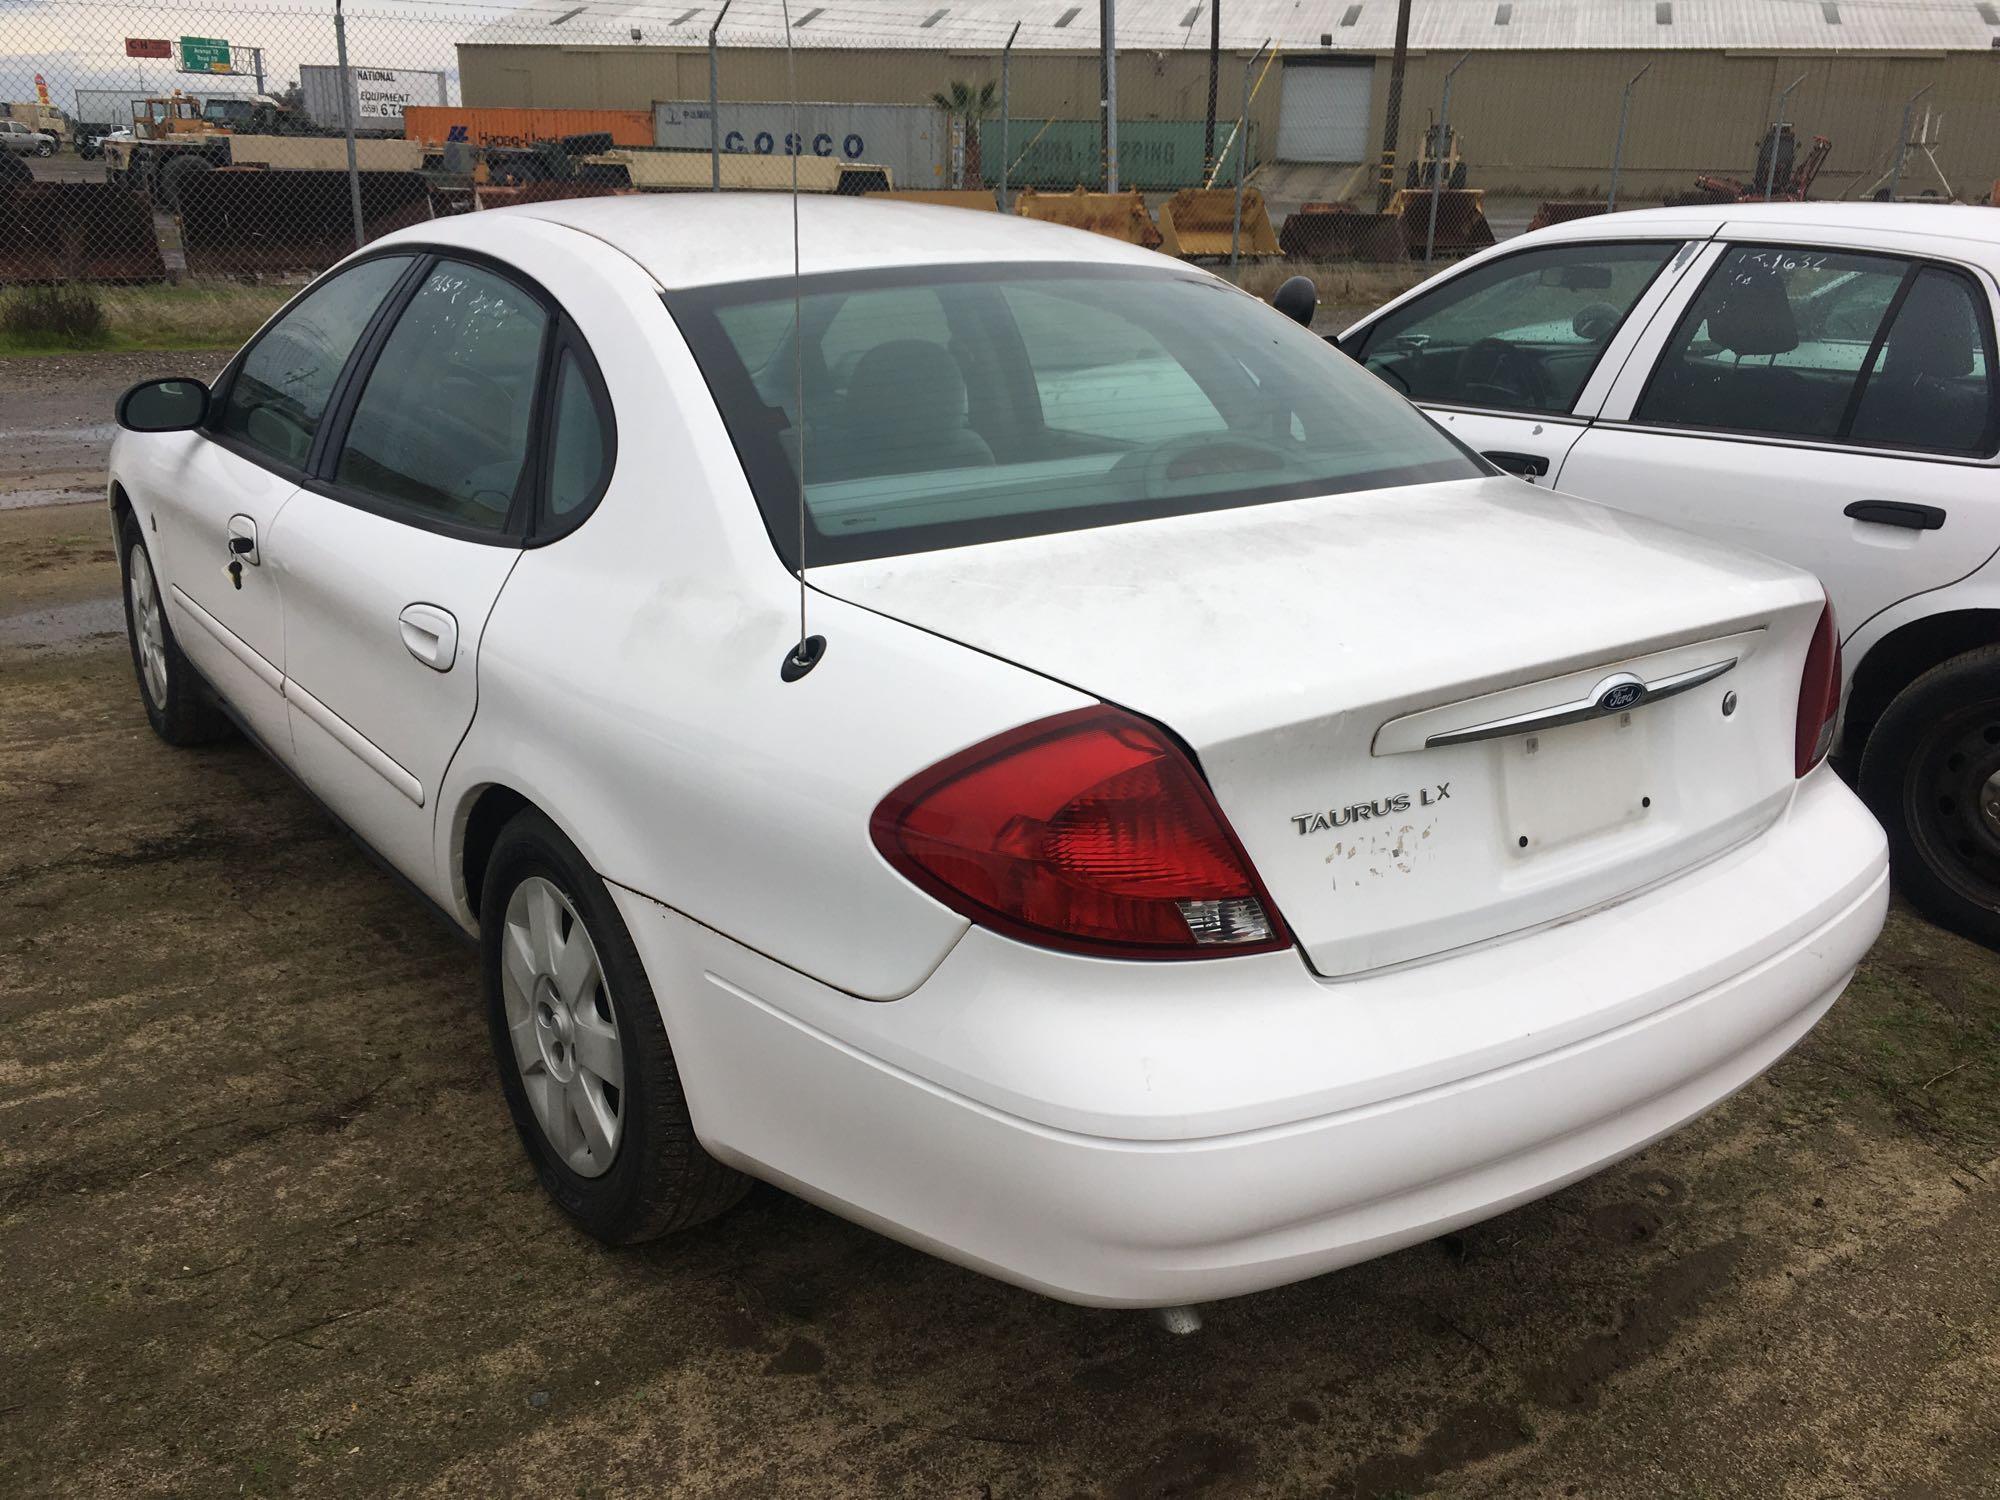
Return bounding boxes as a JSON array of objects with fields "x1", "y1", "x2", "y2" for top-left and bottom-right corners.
[{"x1": 779, "y1": 0, "x2": 824, "y2": 681}]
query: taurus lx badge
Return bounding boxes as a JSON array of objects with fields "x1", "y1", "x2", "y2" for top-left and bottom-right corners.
[{"x1": 1292, "y1": 783, "x2": 1450, "y2": 836}]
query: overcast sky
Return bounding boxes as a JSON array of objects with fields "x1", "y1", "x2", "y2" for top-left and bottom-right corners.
[{"x1": 0, "y1": 1, "x2": 484, "y2": 111}]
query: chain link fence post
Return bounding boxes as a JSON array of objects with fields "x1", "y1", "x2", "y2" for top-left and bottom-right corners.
[
  {"x1": 1229, "y1": 39, "x2": 1269, "y2": 272},
  {"x1": 1886, "y1": 83, "x2": 1934, "y2": 202},
  {"x1": 1424, "y1": 54, "x2": 1469, "y2": 263},
  {"x1": 1607, "y1": 61, "x2": 1651, "y2": 213},
  {"x1": 332, "y1": 0, "x2": 363, "y2": 249}
]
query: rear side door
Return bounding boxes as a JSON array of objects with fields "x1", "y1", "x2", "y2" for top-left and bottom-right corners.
[
  {"x1": 1340, "y1": 234, "x2": 1709, "y2": 485},
  {"x1": 151, "y1": 253, "x2": 417, "y2": 751},
  {"x1": 1565, "y1": 232, "x2": 2000, "y2": 638},
  {"x1": 271, "y1": 254, "x2": 613, "y2": 901}
]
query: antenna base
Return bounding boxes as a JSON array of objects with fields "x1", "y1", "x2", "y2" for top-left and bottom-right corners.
[{"x1": 780, "y1": 635, "x2": 827, "y2": 682}]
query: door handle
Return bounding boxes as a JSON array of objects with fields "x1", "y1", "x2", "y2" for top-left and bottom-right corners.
[
  {"x1": 1482, "y1": 450, "x2": 1551, "y2": 479},
  {"x1": 398, "y1": 603, "x2": 459, "y2": 673},
  {"x1": 226, "y1": 513, "x2": 259, "y2": 565},
  {"x1": 1844, "y1": 499, "x2": 1945, "y2": 531}
]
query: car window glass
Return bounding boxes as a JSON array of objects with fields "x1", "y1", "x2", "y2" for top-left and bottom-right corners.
[
  {"x1": 335, "y1": 260, "x2": 548, "y2": 531},
  {"x1": 1355, "y1": 242, "x2": 1677, "y2": 415},
  {"x1": 675, "y1": 267, "x2": 1478, "y2": 567},
  {"x1": 214, "y1": 255, "x2": 412, "y2": 469},
  {"x1": 1848, "y1": 267, "x2": 1995, "y2": 454},
  {"x1": 547, "y1": 348, "x2": 608, "y2": 518},
  {"x1": 1635, "y1": 246, "x2": 1908, "y2": 441},
  {"x1": 1001, "y1": 283, "x2": 1228, "y2": 444}
]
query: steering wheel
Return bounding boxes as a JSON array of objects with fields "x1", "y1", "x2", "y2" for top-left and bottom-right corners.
[
  {"x1": 1136, "y1": 432, "x2": 1304, "y2": 501},
  {"x1": 1456, "y1": 339, "x2": 1549, "y2": 409},
  {"x1": 1366, "y1": 357, "x2": 1414, "y2": 396}
]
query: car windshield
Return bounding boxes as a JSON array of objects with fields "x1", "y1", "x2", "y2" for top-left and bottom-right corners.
[{"x1": 667, "y1": 263, "x2": 1478, "y2": 566}]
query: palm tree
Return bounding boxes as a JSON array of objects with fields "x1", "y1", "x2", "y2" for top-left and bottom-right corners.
[{"x1": 929, "y1": 79, "x2": 999, "y2": 186}]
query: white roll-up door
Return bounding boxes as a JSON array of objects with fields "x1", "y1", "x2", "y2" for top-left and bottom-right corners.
[{"x1": 1276, "y1": 60, "x2": 1374, "y2": 163}]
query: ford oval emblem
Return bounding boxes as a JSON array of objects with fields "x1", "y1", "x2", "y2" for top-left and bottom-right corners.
[{"x1": 1598, "y1": 681, "x2": 1645, "y2": 712}]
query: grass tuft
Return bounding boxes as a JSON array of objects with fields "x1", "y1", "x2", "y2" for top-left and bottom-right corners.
[
  {"x1": 0, "y1": 279, "x2": 293, "y2": 357},
  {"x1": 1, "y1": 283, "x2": 108, "y2": 345}
]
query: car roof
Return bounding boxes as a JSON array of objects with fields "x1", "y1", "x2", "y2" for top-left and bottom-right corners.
[
  {"x1": 500, "y1": 192, "x2": 1174, "y2": 290},
  {"x1": 1532, "y1": 199, "x2": 2000, "y2": 249}
]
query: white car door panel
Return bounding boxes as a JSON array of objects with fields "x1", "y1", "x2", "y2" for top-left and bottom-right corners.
[
  {"x1": 1343, "y1": 237, "x2": 1714, "y2": 487},
  {"x1": 1579, "y1": 235, "x2": 2000, "y2": 637},
  {"x1": 273, "y1": 494, "x2": 518, "y2": 891},
  {"x1": 148, "y1": 435, "x2": 296, "y2": 752},
  {"x1": 1558, "y1": 433, "x2": 2000, "y2": 635},
  {"x1": 272, "y1": 255, "x2": 551, "y2": 901}
]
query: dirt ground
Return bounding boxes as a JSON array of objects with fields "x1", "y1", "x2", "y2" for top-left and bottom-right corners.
[{"x1": 2, "y1": 366, "x2": 1998, "y2": 1500}]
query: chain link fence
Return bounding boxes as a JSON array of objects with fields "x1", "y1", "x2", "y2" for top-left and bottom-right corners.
[{"x1": 2, "y1": 1, "x2": 1996, "y2": 347}]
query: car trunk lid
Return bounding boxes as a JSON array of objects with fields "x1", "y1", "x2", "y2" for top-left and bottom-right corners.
[{"x1": 815, "y1": 476, "x2": 1826, "y2": 976}]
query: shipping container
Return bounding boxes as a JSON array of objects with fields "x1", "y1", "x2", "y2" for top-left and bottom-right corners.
[
  {"x1": 996, "y1": 120, "x2": 1259, "y2": 191},
  {"x1": 652, "y1": 100, "x2": 947, "y2": 190},
  {"x1": 299, "y1": 65, "x2": 447, "y2": 134},
  {"x1": 401, "y1": 106, "x2": 654, "y2": 152}
]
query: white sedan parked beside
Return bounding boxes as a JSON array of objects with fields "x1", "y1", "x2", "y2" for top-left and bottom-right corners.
[
  {"x1": 1338, "y1": 203, "x2": 2000, "y2": 950},
  {"x1": 109, "y1": 198, "x2": 1887, "y2": 1308}
]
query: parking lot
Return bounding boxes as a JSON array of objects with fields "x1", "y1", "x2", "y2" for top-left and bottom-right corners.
[{"x1": 2, "y1": 347, "x2": 1997, "y2": 1498}]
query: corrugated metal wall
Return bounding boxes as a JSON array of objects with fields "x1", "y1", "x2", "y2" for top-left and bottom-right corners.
[{"x1": 455, "y1": 43, "x2": 1999, "y2": 198}]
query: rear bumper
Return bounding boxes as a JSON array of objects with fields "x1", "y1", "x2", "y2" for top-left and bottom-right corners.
[{"x1": 615, "y1": 768, "x2": 1888, "y2": 1307}]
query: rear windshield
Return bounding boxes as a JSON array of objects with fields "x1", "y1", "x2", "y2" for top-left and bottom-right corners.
[{"x1": 666, "y1": 263, "x2": 1478, "y2": 566}]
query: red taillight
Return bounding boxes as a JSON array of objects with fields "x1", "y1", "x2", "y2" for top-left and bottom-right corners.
[
  {"x1": 870, "y1": 706, "x2": 1292, "y2": 960},
  {"x1": 1795, "y1": 600, "x2": 1842, "y2": 778}
]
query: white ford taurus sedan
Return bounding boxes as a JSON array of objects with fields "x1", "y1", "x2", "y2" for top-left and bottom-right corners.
[{"x1": 109, "y1": 197, "x2": 1888, "y2": 1308}]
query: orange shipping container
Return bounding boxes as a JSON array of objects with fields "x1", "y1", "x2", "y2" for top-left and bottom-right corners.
[{"x1": 402, "y1": 106, "x2": 654, "y2": 152}]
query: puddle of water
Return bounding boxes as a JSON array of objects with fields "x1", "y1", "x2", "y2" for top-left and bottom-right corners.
[
  {"x1": 0, "y1": 596, "x2": 125, "y2": 651},
  {"x1": 0, "y1": 487, "x2": 100, "y2": 512},
  {"x1": 7, "y1": 424, "x2": 121, "y2": 444}
]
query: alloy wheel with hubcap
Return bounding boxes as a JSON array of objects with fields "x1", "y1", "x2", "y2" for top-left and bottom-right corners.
[
  {"x1": 127, "y1": 541, "x2": 169, "y2": 710},
  {"x1": 501, "y1": 875, "x2": 625, "y2": 1177}
]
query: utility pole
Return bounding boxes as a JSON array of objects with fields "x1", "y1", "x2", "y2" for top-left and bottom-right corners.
[
  {"x1": 1203, "y1": 1, "x2": 1220, "y2": 177},
  {"x1": 1101, "y1": 0, "x2": 1118, "y2": 191},
  {"x1": 1376, "y1": 0, "x2": 1412, "y2": 211},
  {"x1": 332, "y1": 0, "x2": 363, "y2": 248}
]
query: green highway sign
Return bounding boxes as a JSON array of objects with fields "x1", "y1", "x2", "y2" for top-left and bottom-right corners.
[{"x1": 178, "y1": 36, "x2": 233, "y2": 74}]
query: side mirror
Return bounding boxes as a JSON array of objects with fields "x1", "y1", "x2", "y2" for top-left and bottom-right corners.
[
  {"x1": 117, "y1": 377, "x2": 209, "y2": 433},
  {"x1": 1271, "y1": 274, "x2": 1319, "y2": 329}
]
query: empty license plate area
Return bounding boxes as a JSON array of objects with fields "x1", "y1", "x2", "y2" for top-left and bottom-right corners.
[{"x1": 1502, "y1": 709, "x2": 1652, "y2": 856}]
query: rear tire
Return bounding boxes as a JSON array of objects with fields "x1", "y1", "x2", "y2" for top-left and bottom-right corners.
[
  {"x1": 156, "y1": 153, "x2": 211, "y2": 212},
  {"x1": 1859, "y1": 646, "x2": 2000, "y2": 950},
  {"x1": 118, "y1": 514, "x2": 233, "y2": 747},
  {"x1": 481, "y1": 808, "x2": 751, "y2": 1244}
]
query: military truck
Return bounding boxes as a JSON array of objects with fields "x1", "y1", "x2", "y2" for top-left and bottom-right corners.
[{"x1": 102, "y1": 92, "x2": 419, "y2": 210}]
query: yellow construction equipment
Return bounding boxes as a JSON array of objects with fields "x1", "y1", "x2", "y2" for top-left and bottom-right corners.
[
  {"x1": 868, "y1": 188, "x2": 998, "y2": 211},
  {"x1": 1011, "y1": 187, "x2": 1162, "y2": 249},
  {"x1": 1278, "y1": 202, "x2": 1409, "y2": 263},
  {"x1": 1157, "y1": 187, "x2": 1280, "y2": 260},
  {"x1": 1383, "y1": 187, "x2": 1495, "y2": 256},
  {"x1": 585, "y1": 149, "x2": 890, "y2": 194}
]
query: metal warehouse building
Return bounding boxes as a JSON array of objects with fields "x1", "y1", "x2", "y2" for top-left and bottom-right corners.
[{"x1": 457, "y1": 1, "x2": 2000, "y2": 198}]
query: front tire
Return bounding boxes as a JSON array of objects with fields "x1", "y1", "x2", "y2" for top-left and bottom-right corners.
[
  {"x1": 1859, "y1": 646, "x2": 2000, "y2": 949},
  {"x1": 481, "y1": 809, "x2": 750, "y2": 1244},
  {"x1": 118, "y1": 514, "x2": 232, "y2": 746},
  {"x1": 35, "y1": 139, "x2": 53, "y2": 158}
]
